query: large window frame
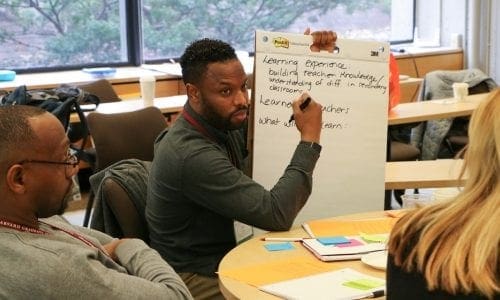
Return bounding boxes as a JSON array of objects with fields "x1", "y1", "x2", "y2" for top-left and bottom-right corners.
[{"x1": 4, "y1": 0, "x2": 415, "y2": 74}]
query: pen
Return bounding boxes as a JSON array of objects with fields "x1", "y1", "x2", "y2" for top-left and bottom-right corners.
[
  {"x1": 354, "y1": 289, "x2": 385, "y2": 299},
  {"x1": 261, "y1": 237, "x2": 305, "y2": 242},
  {"x1": 288, "y1": 96, "x2": 312, "y2": 123}
]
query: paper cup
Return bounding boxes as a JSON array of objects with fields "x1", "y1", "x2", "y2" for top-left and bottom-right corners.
[
  {"x1": 433, "y1": 188, "x2": 460, "y2": 202},
  {"x1": 452, "y1": 82, "x2": 469, "y2": 102},
  {"x1": 401, "y1": 194, "x2": 434, "y2": 209},
  {"x1": 140, "y1": 75, "x2": 156, "y2": 107}
]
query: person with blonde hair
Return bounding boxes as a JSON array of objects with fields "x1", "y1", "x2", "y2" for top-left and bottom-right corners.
[{"x1": 387, "y1": 89, "x2": 500, "y2": 299}]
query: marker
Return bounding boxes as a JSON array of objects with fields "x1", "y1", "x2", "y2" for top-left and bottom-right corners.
[
  {"x1": 261, "y1": 237, "x2": 305, "y2": 242},
  {"x1": 288, "y1": 97, "x2": 312, "y2": 123},
  {"x1": 354, "y1": 289, "x2": 385, "y2": 299}
]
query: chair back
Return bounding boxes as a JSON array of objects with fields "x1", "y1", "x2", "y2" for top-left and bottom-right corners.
[
  {"x1": 87, "y1": 106, "x2": 167, "y2": 171},
  {"x1": 78, "y1": 79, "x2": 121, "y2": 103},
  {"x1": 102, "y1": 176, "x2": 149, "y2": 242}
]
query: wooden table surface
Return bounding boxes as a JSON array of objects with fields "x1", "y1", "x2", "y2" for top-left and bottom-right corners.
[
  {"x1": 70, "y1": 95, "x2": 187, "y2": 123},
  {"x1": 385, "y1": 159, "x2": 465, "y2": 190},
  {"x1": 218, "y1": 211, "x2": 390, "y2": 300},
  {"x1": 72, "y1": 91, "x2": 490, "y2": 126},
  {"x1": 388, "y1": 92, "x2": 490, "y2": 125}
]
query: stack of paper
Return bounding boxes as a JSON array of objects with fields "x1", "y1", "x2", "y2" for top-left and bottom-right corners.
[
  {"x1": 259, "y1": 268, "x2": 385, "y2": 300},
  {"x1": 302, "y1": 237, "x2": 386, "y2": 262}
]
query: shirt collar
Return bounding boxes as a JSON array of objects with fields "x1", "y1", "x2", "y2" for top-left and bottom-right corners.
[{"x1": 183, "y1": 102, "x2": 229, "y2": 144}]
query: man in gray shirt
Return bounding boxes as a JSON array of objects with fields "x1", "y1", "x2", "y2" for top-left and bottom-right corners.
[
  {"x1": 0, "y1": 105, "x2": 192, "y2": 299},
  {"x1": 147, "y1": 30, "x2": 336, "y2": 299}
]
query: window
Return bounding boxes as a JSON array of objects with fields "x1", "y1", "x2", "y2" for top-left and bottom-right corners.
[
  {"x1": 0, "y1": 0, "x2": 414, "y2": 73},
  {"x1": 0, "y1": 1, "x2": 127, "y2": 71}
]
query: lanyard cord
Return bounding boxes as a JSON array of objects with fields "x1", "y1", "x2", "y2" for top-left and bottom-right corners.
[
  {"x1": 37, "y1": 220, "x2": 106, "y2": 252},
  {"x1": 1, "y1": 219, "x2": 108, "y2": 255},
  {"x1": 182, "y1": 109, "x2": 240, "y2": 168},
  {"x1": 0, "y1": 219, "x2": 47, "y2": 234}
]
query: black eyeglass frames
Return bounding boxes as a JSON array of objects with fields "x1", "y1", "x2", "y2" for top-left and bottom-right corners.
[{"x1": 17, "y1": 151, "x2": 79, "y2": 177}]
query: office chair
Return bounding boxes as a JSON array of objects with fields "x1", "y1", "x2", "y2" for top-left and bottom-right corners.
[
  {"x1": 101, "y1": 175, "x2": 149, "y2": 242},
  {"x1": 78, "y1": 79, "x2": 121, "y2": 103},
  {"x1": 72, "y1": 79, "x2": 122, "y2": 169},
  {"x1": 82, "y1": 106, "x2": 167, "y2": 227}
]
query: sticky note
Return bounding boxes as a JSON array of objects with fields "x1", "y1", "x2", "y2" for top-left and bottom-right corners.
[
  {"x1": 317, "y1": 236, "x2": 350, "y2": 245},
  {"x1": 360, "y1": 232, "x2": 388, "y2": 243},
  {"x1": 342, "y1": 278, "x2": 384, "y2": 290},
  {"x1": 264, "y1": 242, "x2": 295, "y2": 251},
  {"x1": 336, "y1": 238, "x2": 364, "y2": 248}
]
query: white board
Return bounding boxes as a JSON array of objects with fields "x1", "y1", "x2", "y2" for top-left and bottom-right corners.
[{"x1": 252, "y1": 30, "x2": 389, "y2": 225}]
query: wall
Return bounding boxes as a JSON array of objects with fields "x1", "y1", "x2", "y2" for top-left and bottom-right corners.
[{"x1": 415, "y1": 0, "x2": 499, "y2": 83}]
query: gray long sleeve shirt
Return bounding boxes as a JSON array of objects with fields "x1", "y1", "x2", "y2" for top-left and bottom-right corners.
[
  {"x1": 0, "y1": 215, "x2": 192, "y2": 299},
  {"x1": 146, "y1": 103, "x2": 321, "y2": 277}
]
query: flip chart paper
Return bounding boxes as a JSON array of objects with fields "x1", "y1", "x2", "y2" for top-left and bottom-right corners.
[{"x1": 252, "y1": 30, "x2": 389, "y2": 225}]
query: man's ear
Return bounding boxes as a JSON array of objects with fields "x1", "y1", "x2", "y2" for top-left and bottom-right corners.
[
  {"x1": 186, "y1": 83, "x2": 200, "y2": 103},
  {"x1": 5, "y1": 165, "x2": 27, "y2": 194}
]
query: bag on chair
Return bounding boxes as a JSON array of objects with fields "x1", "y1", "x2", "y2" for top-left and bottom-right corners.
[{"x1": 0, "y1": 84, "x2": 100, "y2": 163}]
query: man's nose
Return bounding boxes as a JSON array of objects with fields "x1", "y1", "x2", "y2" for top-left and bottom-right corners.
[{"x1": 234, "y1": 89, "x2": 249, "y2": 106}]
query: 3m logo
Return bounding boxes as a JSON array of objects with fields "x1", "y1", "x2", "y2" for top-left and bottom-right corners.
[{"x1": 273, "y1": 37, "x2": 289, "y2": 49}]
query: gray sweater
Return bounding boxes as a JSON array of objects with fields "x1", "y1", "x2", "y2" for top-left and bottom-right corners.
[
  {"x1": 0, "y1": 215, "x2": 192, "y2": 299},
  {"x1": 147, "y1": 103, "x2": 320, "y2": 277},
  {"x1": 89, "y1": 159, "x2": 151, "y2": 238}
]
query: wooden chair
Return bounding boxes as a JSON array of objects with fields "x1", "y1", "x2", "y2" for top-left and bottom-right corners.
[{"x1": 82, "y1": 106, "x2": 167, "y2": 227}]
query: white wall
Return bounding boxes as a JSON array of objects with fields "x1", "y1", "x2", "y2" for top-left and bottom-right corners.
[
  {"x1": 415, "y1": 0, "x2": 499, "y2": 83},
  {"x1": 490, "y1": 0, "x2": 499, "y2": 82}
]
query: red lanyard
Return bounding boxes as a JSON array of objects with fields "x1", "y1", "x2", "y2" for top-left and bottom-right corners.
[
  {"x1": 0, "y1": 219, "x2": 47, "y2": 234},
  {"x1": 1, "y1": 219, "x2": 107, "y2": 254},
  {"x1": 182, "y1": 109, "x2": 240, "y2": 168},
  {"x1": 38, "y1": 220, "x2": 105, "y2": 252},
  {"x1": 182, "y1": 109, "x2": 217, "y2": 142}
]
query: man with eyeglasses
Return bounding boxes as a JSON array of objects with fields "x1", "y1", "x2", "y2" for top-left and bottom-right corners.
[{"x1": 0, "y1": 105, "x2": 192, "y2": 299}]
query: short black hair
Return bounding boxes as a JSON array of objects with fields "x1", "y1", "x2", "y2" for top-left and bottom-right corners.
[
  {"x1": 180, "y1": 38, "x2": 237, "y2": 85},
  {"x1": 0, "y1": 105, "x2": 46, "y2": 166}
]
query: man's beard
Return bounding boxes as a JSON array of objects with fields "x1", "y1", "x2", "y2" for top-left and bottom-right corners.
[{"x1": 201, "y1": 105, "x2": 248, "y2": 131}]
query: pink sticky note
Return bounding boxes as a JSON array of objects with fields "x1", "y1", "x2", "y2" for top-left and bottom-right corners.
[{"x1": 336, "y1": 238, "x2": 364, "y2": 248}]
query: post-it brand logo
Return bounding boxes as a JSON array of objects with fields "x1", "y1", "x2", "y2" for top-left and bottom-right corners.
[{"x1": 273, "y1": 37, "x2": 289, "y2": 49}]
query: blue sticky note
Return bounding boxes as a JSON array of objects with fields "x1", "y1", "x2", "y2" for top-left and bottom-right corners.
[
  {"x1": 264, "y1": 242, "x2": 295, "y2": 251},
  {"x1": 317, "y1": 236, "x2": 350, "y2": 245}
]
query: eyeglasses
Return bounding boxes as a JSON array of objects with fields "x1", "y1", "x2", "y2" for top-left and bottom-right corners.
[{"x1": 18, "y1": 151, "x2": 79, "y2": 177}]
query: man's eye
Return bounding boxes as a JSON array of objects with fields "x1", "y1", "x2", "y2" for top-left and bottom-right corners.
[{"x1": 221, "y1": 89, "x2": 231, "y2": 95}]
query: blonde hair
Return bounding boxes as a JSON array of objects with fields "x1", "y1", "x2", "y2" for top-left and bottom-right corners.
[{"x1": 388, "y1": 89, "x2": 500, "y2": 299}]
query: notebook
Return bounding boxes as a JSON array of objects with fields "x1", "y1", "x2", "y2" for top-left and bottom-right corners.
[
  {"x1": 302, "y1": 237, "x2": 386, "y2": 262},
  {"x1": 259, "y1": 268, "x2": 385, "y2": 300}
]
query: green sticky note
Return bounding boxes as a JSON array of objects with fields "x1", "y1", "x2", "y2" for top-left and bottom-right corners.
[
  {"x1": 360, "y1": 232, "x2": 387, "y2": 243},
  {"x1": 342, "y1": 278, "x2": 384, "y2": 290}
]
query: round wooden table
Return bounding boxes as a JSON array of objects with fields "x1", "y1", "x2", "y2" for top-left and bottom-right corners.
[{"x1": 218, "y1": 211, "x2": 390, "y2": 299}]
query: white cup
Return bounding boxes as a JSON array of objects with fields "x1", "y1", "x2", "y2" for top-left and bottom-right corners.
[
  {"x1": 433, "y1": 188, "x2": 460, "y2": 202},
  {"x1": 401, "y1": 193, "x2": 434, "y2": 209},
  {"x1": 140, "y1": 75, "x2": 156, "y2": 107},
  {"x1": 452, "y1": 82, "x2": 469, "y2": 102},
  {"x1": 450, "y1": 33, "x2": 463, "y2": 48}
]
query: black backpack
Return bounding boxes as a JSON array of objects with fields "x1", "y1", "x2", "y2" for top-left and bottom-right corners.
[{"x1": 0, "y1": 84, "x2": 100, "y2": 165}]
